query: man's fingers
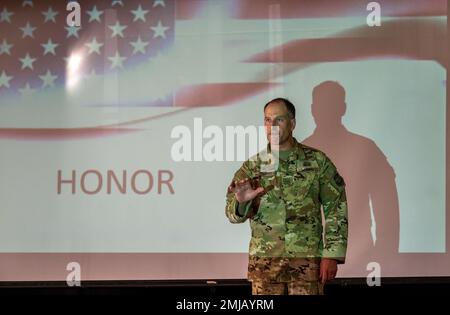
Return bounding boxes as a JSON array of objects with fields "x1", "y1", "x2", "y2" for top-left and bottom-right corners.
[
  {"x1": 255, "y1": 187, "x2": 265, "y2": 195},
  {"x1": 320, "y1": 267, "x2": 326, "y2": 284},
  {"x1": 231, "y1": 178, "x2": 265, "y2": 201},
  {"x1": 237, "y1": 179, "x2": 251, "y2": 190},
  {"x1": 239, "y1": 178, "x2": 250, "y2": 185},
  {"x1": 227, "y1": 181, "x2": 237, "y2": 194},
  {"x1": 321, "y1": 271, "x2": 327, "y2": 284},
  {"x1": 231, "y1": 179, "x2": 250, "y2": 195},
  {"x1": 233, "y1": 180, "x2": 243, "y2": 191}
]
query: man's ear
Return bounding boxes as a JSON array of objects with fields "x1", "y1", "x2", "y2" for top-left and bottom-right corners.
[{"x1": 290, "y1": 118, "x2": 296, "y2": 132}]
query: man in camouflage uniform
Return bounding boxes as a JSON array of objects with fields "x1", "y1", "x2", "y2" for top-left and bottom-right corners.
[{"x1": 225, "y1": 98, "x2": 348, "y2": 295}]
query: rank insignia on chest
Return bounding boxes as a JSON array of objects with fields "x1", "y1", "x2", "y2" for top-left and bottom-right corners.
[{"x1": 297, "y1": 160, "x2": 317, "y2": 172}]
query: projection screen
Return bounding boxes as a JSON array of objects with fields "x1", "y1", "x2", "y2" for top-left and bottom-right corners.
[{"x1": 0, "y1": 0, "x2": 448, "y2": 280}]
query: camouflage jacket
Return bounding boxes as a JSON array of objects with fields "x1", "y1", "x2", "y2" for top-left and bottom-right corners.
[{"x1": 225, "y1": 139, "x2": 348, "y2": 281}]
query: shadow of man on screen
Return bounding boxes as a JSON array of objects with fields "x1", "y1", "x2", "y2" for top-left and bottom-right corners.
[{"x1": 302, "y1": 81, "x2": 400, "y2": 276}]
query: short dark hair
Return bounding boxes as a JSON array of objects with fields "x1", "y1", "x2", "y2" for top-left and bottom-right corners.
[{"x1": 264, "y1": 98, "x2": 296, "y2": 119}]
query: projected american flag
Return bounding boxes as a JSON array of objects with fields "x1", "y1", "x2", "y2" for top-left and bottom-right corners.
[{"x1": 0, "y1": 0, "x2": 446, "y2": 138}]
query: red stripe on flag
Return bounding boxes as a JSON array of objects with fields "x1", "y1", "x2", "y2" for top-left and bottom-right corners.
[
  {"x1": 175, "y1": 0, "x2": 205, "y2": 19},
  {"x1": 246, "y1": 19, "x2": 447, "y2": 67},
  {"x1": 0, "y1": 128, "x2": 136, "y2": 140},
  {"x1": 0, "y1": 109, "x2": 189, "y2": 140},
  {"x1": 228, "y1": 0, "x2": 446, "y2": 19}
]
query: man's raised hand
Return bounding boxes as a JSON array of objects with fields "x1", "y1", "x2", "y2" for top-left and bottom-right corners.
[{"x1": 228, "y1": 178, "x2": 265, "y2": 203}]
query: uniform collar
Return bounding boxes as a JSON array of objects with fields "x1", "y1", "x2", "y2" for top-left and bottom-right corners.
[{"x1": 267, "y1": 137, "x2": 306, "y2": 162}]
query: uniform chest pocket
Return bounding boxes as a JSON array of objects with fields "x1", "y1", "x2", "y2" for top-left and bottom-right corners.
[{"x1": 283, "y1": 167, "x2": 319, "y2": 201}]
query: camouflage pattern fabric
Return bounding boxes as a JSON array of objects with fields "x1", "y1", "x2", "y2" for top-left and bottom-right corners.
[
  {"x1": 251, "y1": 280, "x2": 324, "y2": 295},
  {"x1": 225, "y1": 138, "x2": 348, "y2": 286}
]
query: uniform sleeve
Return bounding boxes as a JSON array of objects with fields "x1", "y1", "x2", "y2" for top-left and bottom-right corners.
[
  {"x1": 319, "y1": 156, "x2": 348, "y2": 263},
  {"x1": 225, "y1": 160, "x2": 254, "y2": 224}
]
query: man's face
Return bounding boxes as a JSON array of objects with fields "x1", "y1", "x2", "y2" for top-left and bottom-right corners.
[{"x1": 264, "y1": 101, "x2": 295, "y2": 147}]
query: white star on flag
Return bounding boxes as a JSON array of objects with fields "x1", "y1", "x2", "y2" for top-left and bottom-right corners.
[
  {"x1": 41, "y1": 7, "x2": 58, "y2": 23},
  {"x1": 0, "y1": 7, "x2": 14, "y2": 23},
  {"x1": 0, "y1": 71, "x2": 13, "y2": 88},
  {"x1": 65, "y1": 26, "x2": 81, "y2": 39},
  {"x1": 86, "y1": 6, "x2": 103, "y2": 23},
  {"x1": 130, "y1": 36, "x2": 149, "y2": 54},
  {"x1": 41, "y1": 38, "x2": 58, "y2": 55},
  {"x1": 20, "y1": 22, "x2": 36, "y2": 38},
  {"x1": 151, "y1": 20, "x2": 169, "y2": 38},
  {"x1": 108, "y1": 51, "x2": 127, "y2": 69},
  {"x1": 109, "y1": 21, "x2": 128, "y2": 38},
  {"x1": 112, "y1": 1, "x2": 124, "y2": 7},
  {"x1": 20, "y1": 53, "x2": 37, "y2": 70},
  {"x1": 39, "y1": 70, "x2": 57, "y2": 88},
  {"x1": 131, "y1": 5, "x2": 149, "y2": 22},
  {"x1": 85, "y1": 37, "x2": 104, "y2": 55},
  {"x1": 153, "y1": 0, "x2": 165, "y2": 8},
  {"x1": 22, "y1": 1, "x2": 33, "y2": 7},
  {"x1": 19, "y1": 83, "x2": 35, "y2": 96},
  {"x1": 0, "y1": 39, "x2": 13, "y2": 55}
]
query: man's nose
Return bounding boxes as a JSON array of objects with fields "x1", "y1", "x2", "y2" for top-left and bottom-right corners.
[{"x1": 269, "y1": 126, "x2": 280, "y2": 136}]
